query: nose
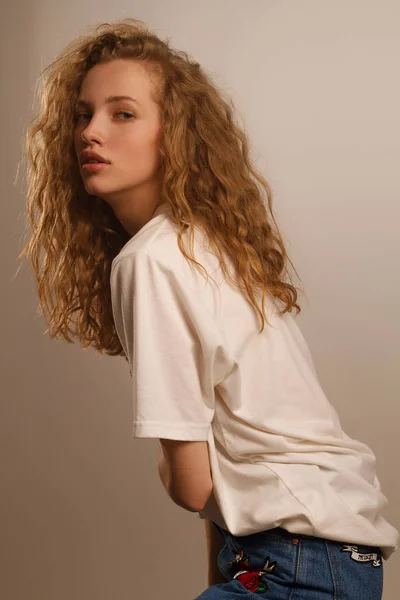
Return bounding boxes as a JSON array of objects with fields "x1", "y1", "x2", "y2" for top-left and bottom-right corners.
[
  {"x1": 79, "y1": 116, "x2": 105, "y2": 145},
  {"x1": 80, "y1": 128, "x2": 100, "y2": 144}
]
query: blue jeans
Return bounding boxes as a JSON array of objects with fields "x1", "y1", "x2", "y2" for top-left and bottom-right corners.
[{"x1": 195, "y1": 523, "x2": 383, "y2": 599}]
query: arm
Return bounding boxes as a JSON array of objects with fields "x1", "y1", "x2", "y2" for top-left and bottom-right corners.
[
  {"x1": 205, "y1": 519, "x2": 228, "y2": 586},
  {"x1": 158, "y1": 449, "x2": 226, "y2": 585},
  {"x1": 158, "y1": 447, "x2": 172, "y2": 493},
  {"x1": 158, "y1": 439, "x2": 213, "y2": 512}
]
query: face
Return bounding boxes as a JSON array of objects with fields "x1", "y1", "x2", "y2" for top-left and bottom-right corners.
[{"x1": 74, "y1": 59, "x2": 164, "y2": 236}]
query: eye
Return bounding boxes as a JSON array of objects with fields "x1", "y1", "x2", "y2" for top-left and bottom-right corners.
[
  {"x1": 74, "y1": 111, "x2": 135, "y2": 121},
  {"x1": 74, "y1": 112, "x2": 90, "y2": 121},
  {"x1": 116, "y1": 111, "x2": 134, "y2": 120}
]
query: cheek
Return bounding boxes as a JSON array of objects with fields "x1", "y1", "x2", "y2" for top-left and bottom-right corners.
[{"x1": 121, "y1": 136, "x2": 160, "y2": 165}]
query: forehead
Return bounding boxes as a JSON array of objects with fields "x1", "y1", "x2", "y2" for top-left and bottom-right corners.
[{"x1": 78, "y1": 59, "x2": 155, "y2": 106}]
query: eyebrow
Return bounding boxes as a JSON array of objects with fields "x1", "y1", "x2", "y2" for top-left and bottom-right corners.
[{"x1": 75, "y1": 95, "x2": 141, "y2": 109}]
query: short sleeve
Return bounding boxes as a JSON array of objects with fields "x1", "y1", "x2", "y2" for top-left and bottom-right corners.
[{"x1": 111, "y1": 250, "x2": 227, "y2": 441}]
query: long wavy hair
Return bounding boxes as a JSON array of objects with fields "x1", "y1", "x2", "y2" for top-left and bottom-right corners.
[{"x1": 17, "y1": 17, "x2": 303, "y2": 363}]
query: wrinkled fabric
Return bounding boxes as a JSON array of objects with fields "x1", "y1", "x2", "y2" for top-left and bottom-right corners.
[{"x1": 110, "y1": 202, "x2": 398, "y2": 561}]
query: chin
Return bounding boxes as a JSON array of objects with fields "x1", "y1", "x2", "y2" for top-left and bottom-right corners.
[{"x1": 83, "y1": 181, "x2": 112, "y2": 196}]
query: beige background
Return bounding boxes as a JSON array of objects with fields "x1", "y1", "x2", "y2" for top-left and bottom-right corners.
[{"x1": 1, "y1": 1, "x2": 399, "y2": 598}]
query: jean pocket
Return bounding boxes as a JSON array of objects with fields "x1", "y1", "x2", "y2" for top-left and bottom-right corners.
[
  {"x1": 217, "y1": 532, "x2": 299, "y2": 594},
  {"x1": 328, "y1": 541, "x2": 384, "y2": 600}
]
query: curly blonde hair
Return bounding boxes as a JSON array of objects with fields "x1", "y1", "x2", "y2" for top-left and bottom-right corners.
[{"x1": 17, "y1": 17, "x2": 303, "y2": 363}]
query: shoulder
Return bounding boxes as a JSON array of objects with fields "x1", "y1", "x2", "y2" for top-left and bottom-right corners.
[{"x1": 111, "y1": 219, "x2": 218, "y2": 295}]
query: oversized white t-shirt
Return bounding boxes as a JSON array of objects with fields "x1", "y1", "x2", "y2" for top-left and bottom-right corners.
[{"x1": 110, "y1": 202, "x2": 399, "y2": 561}]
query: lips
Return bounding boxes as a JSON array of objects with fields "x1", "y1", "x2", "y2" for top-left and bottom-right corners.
[
  {"x1": 80, "y1": 150, "x2": 110, "y2": 166},
  {"x1": 81, "y1": 162, "x2": 110, "y2": 174}
]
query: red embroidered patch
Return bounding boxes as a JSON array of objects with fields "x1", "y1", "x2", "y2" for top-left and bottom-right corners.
[{"x1": 227, "y1": 540, "x2": 277, "y2": 593}]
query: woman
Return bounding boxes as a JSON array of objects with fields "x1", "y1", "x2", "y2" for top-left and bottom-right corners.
[{"x1": 19, "y1": 17, "x2": 398, "y2": 599}]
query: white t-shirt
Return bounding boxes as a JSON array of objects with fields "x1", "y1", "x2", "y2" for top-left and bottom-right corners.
[{"x1": 110, "y1": 202, "x2": 399, "y2": 561}]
